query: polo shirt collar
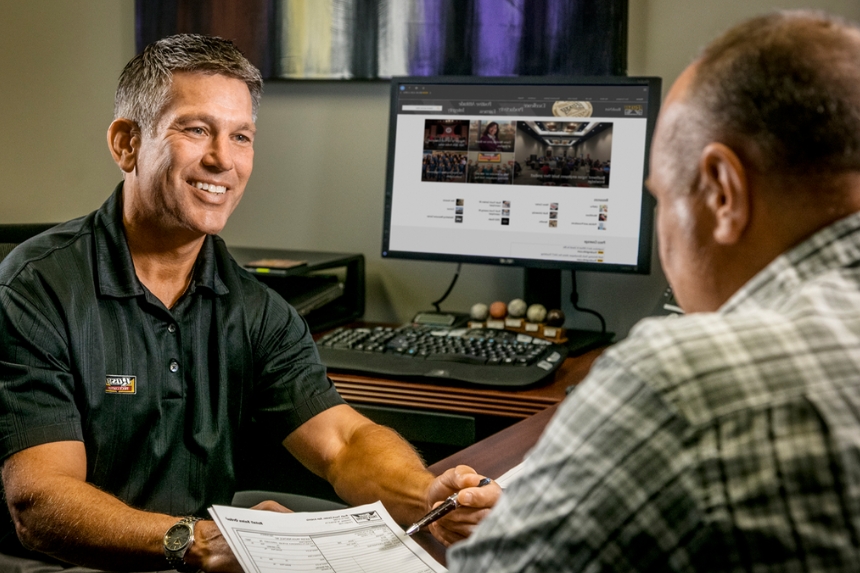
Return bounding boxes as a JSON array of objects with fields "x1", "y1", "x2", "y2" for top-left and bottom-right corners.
[
  {"x1": 191, "y1": 233, "x2": 230, "y2": 296},
  {"x1": 94, "y1": 182, "x2": 229, "y2": 299}
]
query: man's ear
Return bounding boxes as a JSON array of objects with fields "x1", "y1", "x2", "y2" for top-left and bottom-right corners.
[
  {"x1": 696, "y1": 142, "x2": 750, "y2": 245},
  {"x1": 107, "y1": 119, "x2": 141, "y2": 173}
]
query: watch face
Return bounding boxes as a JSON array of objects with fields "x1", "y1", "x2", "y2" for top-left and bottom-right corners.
[{"x1": 166, "y1": 524, "x2": 193, "y2": 550}]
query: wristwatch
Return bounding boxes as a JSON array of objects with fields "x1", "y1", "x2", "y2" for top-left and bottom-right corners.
[{"x1": 163, "y1": 516, "x2": 202, "y2": 572}]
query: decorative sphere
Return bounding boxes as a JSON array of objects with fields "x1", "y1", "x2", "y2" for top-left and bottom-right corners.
[
  {"x1": 470, "y1": 302, "x2": 489, "y2": 321},
  {"x1": 489, "y1": 301, "x2": 508, "y2": 319},
  {"x1": 546, "y1": 308, "x2": 566, "y2": 326},
  {"x1": 508, "y1": 298, "x2": 527, "y2": 318},
  {"x1": 526, "y1": 303, "x2": 547, "y2": 323}
]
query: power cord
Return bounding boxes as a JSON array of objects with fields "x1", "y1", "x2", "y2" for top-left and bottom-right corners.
[
  {"x1": 570, "y1": 270, "x2": 606, "y2": 334},
  {"x1": 431, "y1": 263, "x2": 462, "y2": 313}
]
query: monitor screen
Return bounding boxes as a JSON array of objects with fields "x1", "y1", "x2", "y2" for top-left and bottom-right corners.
[{"x1": 381, "y1": 76, "x2": 661, "y2": 274}]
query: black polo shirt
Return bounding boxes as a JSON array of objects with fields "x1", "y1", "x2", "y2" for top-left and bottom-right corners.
[{"x1": 0, "y1": 183, "x2": 344, "y2": 551}]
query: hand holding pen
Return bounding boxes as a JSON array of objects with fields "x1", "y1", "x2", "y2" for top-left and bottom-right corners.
[{"x1": 406, "y1": 477, "x2": 493, "y2": 536}]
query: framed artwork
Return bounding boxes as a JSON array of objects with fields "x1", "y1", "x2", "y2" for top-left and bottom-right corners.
[{"x1": 136, "y1": 0, "x2": 627, "y2": 80}]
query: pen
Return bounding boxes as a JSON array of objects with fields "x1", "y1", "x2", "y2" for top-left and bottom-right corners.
[{"x1": 406, "y1": 477, "x2": 492, "y2": 536}]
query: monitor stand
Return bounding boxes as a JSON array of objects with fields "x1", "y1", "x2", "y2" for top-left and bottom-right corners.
[
  {"x1": 523, "y1": 268, "x2": 613, "y2": 355},
  {"x1": 523, "y1": 268, "x2": 562, "y2": 311}
]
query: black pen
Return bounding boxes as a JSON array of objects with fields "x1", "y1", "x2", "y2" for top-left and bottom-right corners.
[{"x1": 406, "y1": 477, "x2": 492, "y2": 536}]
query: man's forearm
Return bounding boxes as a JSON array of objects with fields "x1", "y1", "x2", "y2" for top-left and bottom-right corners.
[
  {"x1": 282, "y1": 406, "x2": 500, "y2": 545},
  {"x1": 6, "y1": 474, "x2": 176, "y2": 569},
  {"x1": 324, "y1": 424, "x2": 436, "y2": 524},
  {"x1": 3, "y1": 442, "x2": 182, "y2": 571}
]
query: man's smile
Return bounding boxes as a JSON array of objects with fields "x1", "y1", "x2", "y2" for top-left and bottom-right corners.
[{"x1": 189, "y1": 180, "x2": 227, "y2": 194}]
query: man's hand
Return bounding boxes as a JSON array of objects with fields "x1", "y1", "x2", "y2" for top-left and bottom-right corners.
[
  {"x1": 187, "y1": 501, "x2": 292, "y2": 572},
  {"x1": 184, "y1": 520, "x2": 241, "y2": 573},
  {"x1": 424, "y1": 465, "x2": 501, "y2": 546},
  {"x1": 250, "y1": 500, "x2": 293, "y2": 513}
]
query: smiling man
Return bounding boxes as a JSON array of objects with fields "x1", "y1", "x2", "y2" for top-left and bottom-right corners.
[
  {"x1": 448, "y1": 10, "x2": 860, "y2": 573},
  {"x1": 0, "y1": 35, "x2": 498, "y2": 572},
  {"x1": 114, "y1": 69, "x2": 255, "y2": 309}
]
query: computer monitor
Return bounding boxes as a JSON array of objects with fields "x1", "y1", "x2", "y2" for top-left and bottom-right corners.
[{"x1": 381, "y1": 76, "x2": 661, "y2": 284}]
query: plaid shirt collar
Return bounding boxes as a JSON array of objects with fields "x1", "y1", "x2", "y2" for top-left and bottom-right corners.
[{"x1": 721, "y1": 211, "x2": 860, "y2": 315}]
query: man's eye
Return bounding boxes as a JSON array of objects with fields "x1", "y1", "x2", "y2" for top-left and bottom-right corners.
[{"x1": 186, "y1": 127, "x2": 206, "y2": 135}]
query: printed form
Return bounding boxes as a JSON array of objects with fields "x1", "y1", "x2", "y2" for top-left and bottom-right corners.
[{"x1": 209, "y1": 501, "x2": 447, "y2": 573}]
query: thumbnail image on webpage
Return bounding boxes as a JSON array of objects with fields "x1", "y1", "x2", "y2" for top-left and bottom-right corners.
[{"x1": 420, "y1": 118, "x2": 612, "y2": 188}]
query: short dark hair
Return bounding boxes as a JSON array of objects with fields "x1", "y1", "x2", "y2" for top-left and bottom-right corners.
[
  {"x1": 679, "y1": 10, "x2": 860, "y2": 182},
  {"x1": 114, "y1": 34, "x2": 263, "y2": 135}
]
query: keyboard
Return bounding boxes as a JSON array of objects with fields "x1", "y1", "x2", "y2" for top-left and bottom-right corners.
[{"x1": 316, "y1": 325, "x2": 569, "y2": 388}]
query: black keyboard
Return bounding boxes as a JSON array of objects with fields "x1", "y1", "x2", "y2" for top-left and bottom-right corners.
[{"x1": 316, "y1": 325, "x2": 569, "y2": 388}]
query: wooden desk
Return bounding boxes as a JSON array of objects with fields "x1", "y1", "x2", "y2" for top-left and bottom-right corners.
[
  {"x1": 328, "y1": 347, "x2": 603, "y2": 420},
  {"x1": 427, "y1": 403, "x2": 560, "y2": 478},
  {"x1": 326, "y1": 344, "x2": 603, "y2": 464},
  {"x1": 411, "y1": 404, "x2": 563, "y2": 565},
  {"x1": 338, "y1": 344, "x2": 600, "y2": 565},
  {"x1": 242, "y1": 338, "x2": 603, "y2": 503}
]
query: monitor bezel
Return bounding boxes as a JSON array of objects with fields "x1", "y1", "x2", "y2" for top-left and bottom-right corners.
[{"x1": 381, "y1": 75, "x2": 661, "y2": 275}]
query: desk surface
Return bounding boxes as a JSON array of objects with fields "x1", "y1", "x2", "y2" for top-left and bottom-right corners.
[{"x1": 427, "y1": 403, "x2": 559, "y2": 478}]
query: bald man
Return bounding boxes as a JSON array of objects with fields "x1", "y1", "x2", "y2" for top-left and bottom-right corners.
[{"x1": 448, "y1": 10, "x2": 860, "y2": 572}]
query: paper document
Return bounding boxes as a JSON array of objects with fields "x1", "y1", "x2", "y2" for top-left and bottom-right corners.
[
  {"x1": 495, "y1": 460, "x2": 528, "y2": 489},
  {"x1": 209, "y1": 501, "x2": 446, "y2": 573}
]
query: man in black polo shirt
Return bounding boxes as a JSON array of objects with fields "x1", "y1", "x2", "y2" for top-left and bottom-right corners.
[{"x1": 0, "y1": 35, "x2": 498, "y2": 572}]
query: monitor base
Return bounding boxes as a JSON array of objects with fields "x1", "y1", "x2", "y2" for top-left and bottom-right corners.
[{"x1": 565, "y1": 329, "x2": 614, "y2": 356}]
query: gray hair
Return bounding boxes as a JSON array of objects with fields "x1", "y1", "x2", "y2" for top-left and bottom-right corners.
[
  {"x1": 671, "y1": 10, "x2": 860, "y2": 186},
  {"x1": 114, "y1": 34, "x2": 263, "y2": 135}
]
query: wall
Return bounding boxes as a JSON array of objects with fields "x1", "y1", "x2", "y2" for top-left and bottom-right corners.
[
  {"x1": 3, "y1": 0, "x2": 860, "y2": 339},
  {"x1": 0, "y1": 1, "x2": 135, "y2": 220}
]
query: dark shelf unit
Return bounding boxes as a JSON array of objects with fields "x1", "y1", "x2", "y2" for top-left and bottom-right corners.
[{"x1": 228, "y1": 246, "x2": 365, "y2": 332}]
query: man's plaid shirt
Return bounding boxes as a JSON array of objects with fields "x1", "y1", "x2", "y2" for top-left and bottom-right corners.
[{"x1": 449, "y1": 212, "x2": 860, "y2": 572}]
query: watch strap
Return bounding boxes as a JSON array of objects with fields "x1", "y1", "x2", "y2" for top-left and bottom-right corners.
[{"x1": 164, "y1": 516, "x2": 202, "y2": 572}]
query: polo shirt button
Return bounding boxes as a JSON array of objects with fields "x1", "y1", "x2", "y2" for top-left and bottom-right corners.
[
  {"x1": 169, "y1": 360, "x2": 179, "y2": 373},
  {"x1": 168, "y1": 323, "x2": 177, "y2": 333}
]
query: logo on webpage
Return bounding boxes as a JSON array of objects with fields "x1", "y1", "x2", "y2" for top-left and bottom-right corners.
[{"x1": 552, "y1": 101, "x2": 593, "y2": 117}]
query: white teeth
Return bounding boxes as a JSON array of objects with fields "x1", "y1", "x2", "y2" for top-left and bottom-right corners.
[{"x1": 193, "y1": 181, "x2": 226, "y2": 194}]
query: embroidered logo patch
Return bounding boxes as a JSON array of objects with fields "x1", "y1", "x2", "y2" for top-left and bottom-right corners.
[{"x1": 105, "y1": 375, "x2": 136, "y2": 394}]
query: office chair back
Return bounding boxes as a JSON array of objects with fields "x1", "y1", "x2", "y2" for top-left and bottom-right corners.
[{"x1": 0, "y1": 223, "x2": 58, "y2": 264}]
